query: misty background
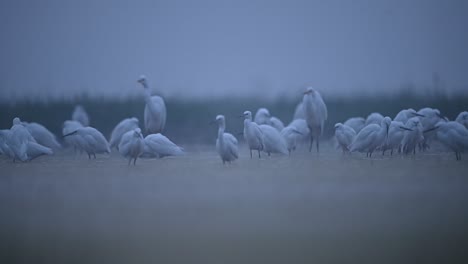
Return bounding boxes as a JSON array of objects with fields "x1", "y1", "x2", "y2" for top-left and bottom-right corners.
[{"x1": 1, "y1": 0, "x2": 467, "y2": 101}]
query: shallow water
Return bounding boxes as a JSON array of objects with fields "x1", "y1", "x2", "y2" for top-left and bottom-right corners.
[{"x1": 1, "y1": 144, "x2": 468, "y2": 263}]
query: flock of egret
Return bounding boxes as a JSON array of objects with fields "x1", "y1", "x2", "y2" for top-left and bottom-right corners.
[{"x1": 1, "y1": 75, "x2": 467, "y2": 164}]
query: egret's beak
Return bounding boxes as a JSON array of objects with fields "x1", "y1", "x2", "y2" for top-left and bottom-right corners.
[
  {"x1": 291, "y1": 129, "x2": 303, "y2": 135},
  {"x1": 436, "y1": 113, "x2": 448, "y2": 121},
  {"x1": 63, "y1": 130, "x2": 78, "y2": 138},
  {"x1": 399, "y1": 126, "x2": 413, "y2": 131},
  {"x1": 238, "y1": 115, "x2": 244, "y2": 118},
  {"x1": 209, "y1": 120, "x2": 216, "y2": 125},
  {"x1": 413, "y1": 113, "x2": 425, "y2": 117},
  {"x1": 423, "y1": 126, "x2": 439, "y2": 134}
]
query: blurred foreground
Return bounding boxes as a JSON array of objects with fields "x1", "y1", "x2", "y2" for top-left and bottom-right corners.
[{"x1": 1, "y1": 144, "x2": 468, "y2": 263}]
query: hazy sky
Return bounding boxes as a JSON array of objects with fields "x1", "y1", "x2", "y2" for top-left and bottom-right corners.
[{"x1": 1, "y1": 0, "x2": 467, "y2": 100}]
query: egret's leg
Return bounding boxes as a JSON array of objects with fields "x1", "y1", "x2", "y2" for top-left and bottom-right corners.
[
  {"x1": 93, "y1": 153, "x2": 97, "y2": 159},
  {"x1": 288, "y1": 150, "x2": 291, "y2": 156},
  {"x1": 413, "y1": 148, "x2": 416, "y2": 155},
  {"x1": 316, "y1": 139, "x2": 319, "y2": 153},
  {"x1": 309, "y1": 135, "x2": 314, "y2": 152},
  {"x1": 250, "y1": 149, "x2": 252, "y2": 159},
  {"x1": 390, "y1": 149, "x2": 393, "y2": 156},
  {"x1": 134, "y1": 157, "x2": 137, "y2": 165},
  {"x1": 87, "y1": 153, "x2": 91, "y2": 159},
  {"x1": 258, "y1": 150, "x2": 261, "y2": 158},
  {"x1": 369, "y1": 151, "x2": 373, "y2": 158}
]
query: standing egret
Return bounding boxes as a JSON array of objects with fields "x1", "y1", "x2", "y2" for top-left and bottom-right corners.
[
  {"x1": 365, "y1": 112, "x2": 384, "y2": 126},
  {"x1": 455, "y1": 111, "x2": 468, "y2": 129},
  {"x1": 302, "y1": 87, "x2": 327, "y2": 152},
  {"x1": 401, "y1": 117, "x2": 424, "y2": 155},
  {"x1": 334, "y1": 123, "x2": 356, "y2": 154},
  {"x1": 243, "y1": 111, "x2": 264, "y2": 158},
  {"x1": 343, "y1": 117, "x2": 366, "y2": 133},
  {"x1": 381, "y1": 121, "x2": 409, "y2": 155},
  {"x1": 288, "y1": 119, "x2": 310, "y2": 143},
  {"x1": 109, "y1": 117, "x2": 139, "y2": 150},
  {"x1": 62, "y1": 120, "x2": 83, "y2": 152},
  {"x1": 394, "y1": 108, "x2": 424, "y2": 123},
  {"x1": 72, "y1": 105, "x2": 90, "y2": 127},
  {"x1": 259, "y1": 124, "x2": 288, "y2": 156},
  {"x1": 119, "y1": 128, "x2": 145, "y2": 165},
  {"x1": 142, "y1": 134, "x2": 184, "y2": 158},
  {"x1": 281, "y1": 125, "x2": 304, "y2": 155},
  {"x1": 64, "y1": 127, "x2": 110, "y2": 159},
  {"x1": 137, "y1": 75, "x2": 167, "y2": 134},
  {"x1": 24, "y1": 122, "x2": 61, "y2": 149},
  {"x1": 433, "y1": 121, "x2": 468, "y2": 160},
  {"x1": 349, "y1": 117, "x2": 391, "y2": 157},
  {"x1": 213, "y1": 115, "x2": 239, "y2": 164},
  {"x1": 417, "y1": 108, "x2": 446, "y2": 150}
]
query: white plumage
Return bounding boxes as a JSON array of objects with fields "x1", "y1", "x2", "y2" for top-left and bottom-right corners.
[
  {"x1": 334, "y1": 123, "x2": 356, "y2": 153},
  {"x1": 214, "y1": 115, "x2": 238, "y2": 164},
  {"x1": 259, "y1": 124, "x2": 288, "y2": 156},
  {"x1": 24, "y1": 122, "x2": 61, "y2": 149},
  {"x1": 434, "y1": 121, "x2": 468, "y2": 160},
  {"x1": 142, "y1": 134, "x2": 184, "y2": 158},
  {"x1": 119, "y1": 128, "x2": 145, "y2": 165},
  {"x1": 109, "y1": 117, "x2": 139, "y2": 149},
  {"x1": 343, "y1": 117, "x2": 366, "y2": 133},
  {"x1": 455, "y1": 111, "x2": 468, "y2": 129},
  {"x1": 72, "y1": 105, "x2": 90, "y2": 127},
  {"x1": 350, "y1": 117, "x2": 391, "y2": 157},
  {"x1": 64, "y1": 126, "x2": 110, "y2": 159},
  {"x1": 365, "y1": 112, "x2": 384, "y2": 126},
  {"x1": 243, "y1": 111, "x2": 264, "y2": 158},
  {"x1": 302, "y1": 87, "x2": 327, "y2": 152},
  {"x1": 401, "y1": 117, "x2": 424, "y2": 155},
  {"x1": 394, "y1": 108, "x2": 424, "y2": 123},
  {"x1": 138, "y1": 75, "x2": 167, "y2": 134}
]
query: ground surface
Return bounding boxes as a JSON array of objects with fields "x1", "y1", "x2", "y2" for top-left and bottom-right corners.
[{"x1": 1, "y1": 144, "x2": 468, "y2": 263}]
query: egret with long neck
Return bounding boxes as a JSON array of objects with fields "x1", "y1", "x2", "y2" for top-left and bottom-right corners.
[{"x1": 137, "y1": 75, "x2": 167, "y2": 134}]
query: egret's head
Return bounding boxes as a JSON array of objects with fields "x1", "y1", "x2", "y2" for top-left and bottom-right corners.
[
  {"x1": 131, "y1": 117, "x2": 139, "y2": 124},
  {"x1": 137, "y1": 75, "x2": 148, "y2": 87},
  {"x1": 256, "y1": 108, "x2": 270, "y2": 117},
  {"x1": 216, "y1": 115, "x2": 225, "y2": 123},
  {"x1": 133, "y1": 128, "x2": 143, "y2": 138},
  {"x1": 303, "y1": 87, "x2": 314, "y2": 95},
  {"x1": 408, "y1": 108, "x2": 425, "y2": 118},
  {"x1": 382, "y1": 117, "x2": 392, "y2": 134},
  {"x1": 334, "y1": 123, "x2": 342, "y2": 129},
  {"x1": 460, "y1": 112, "x2": 468, "y2": 120},
  {"x1": 12, "y1": 117, "x2": 21, "y2": 126},
  {"x1": 243, "y1": 111, "x2": 252, "y2": 120}
]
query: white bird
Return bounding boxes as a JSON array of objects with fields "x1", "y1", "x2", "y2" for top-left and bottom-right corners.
[
  {"x1": 401, "y1": 117, "x2": 424, "y2": 155},
  {"x1": 62, "y1": 120, "x2": 83, "y2": 153},
  {"x1": 254, "y1": 108, "x2": 271, "y2": 125},
  {"x1": 455, "y1": 111, "x2": 468, "y2": 129},
  {"x1": 302, "y1": 87, "x2": 327, "y2": 152},
  {"x1": 381, "y1": 121, "x2": 411, "y2": 155},
  {"x1": 8, "y1": 118, "x2": 53, "y2": 162},
  {"x1": 142, "y1": 134, "x2": 184, "y2": 158},
  {"x1": 213, "y1": 115, "x2": 238, "y2": 164},
  {"x1": 281, "y1": 125, "x2": 305, "y2": 155},
  {"x1": 243, "y1": 111, "x2": 264, "y2": 158},
  {"x1": 365, "y1": 112, "x2": 384, "y2": 126},
  {"x1": 1, "y1": 128, "x2": 52, "y2": 161},
  {"x1": 0, "y1": 129, "x2": 14, "y2": 158},
  {"x1": 109, "y1": 117, "x2": 139, "y2": 150},
  {"x1": 293, "y1": 102, "x2": 306, "y2": 120},
  {"x1": 394, "y1": 108, "x2": 424, "y2": 123},
  {"x1": 118, "y1": 128, "x2": 145, "y2": 165},
  {"x1": 64, "y1": 126, "x2": 110, "y2": 159},
  {"x1": 259, "y1": 124, "x2": 288, "y2": 156},
  {"x1": 137, "y1": 75, "x2": 167, "y2": 134},
  {"x1": 334, "y1": 123, "x2": 356, "y2": 154},
  {"x1": 72, "y1": 105, "x2": 90, "y2": 127},
  {"x1": 24, "y1": 122, "x2": 61, "y2": 149},
  {"x1": 343, "y1": 117, "x2": 366, "y2": 133},
  {"x1": 269, "y1": 116, "x2": 285, "y2": 132},
  {"x1": 349, "y1": 117, "x2": 391, "y2": 157},
  {"x1": 433, "y1": 121, "x2": 468, "y2": 160},
  {"x1": 417, "y1": 107, "x2": 446, "y2": 150}
]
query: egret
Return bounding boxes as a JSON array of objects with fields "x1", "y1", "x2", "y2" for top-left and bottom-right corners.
[
  {"x1": 109, "y1": 117, "x2": 139, "y2": 150},
  {"x1": 254, "y1": 108, "x2": 271, "y2": 125},
  {"x1": 394, "y1": 108, "x2": 424, "y2": 123},
  {"x1": 137, "y1": 75, "x2": 167, "y2": 134},
  {"x1": 9, "y1": 117, "x2": 35, "y2": 161},
  {"x1": 62, "y1": 120, "x2": 83, "y2": 152},
  {"x1": 381, "y1": 121, "x2": 410, "y2": 155},
  {"x1": 417, "y1": 107, "x2": 446, "y2": 150},
  {"x1": 259, "y1": 124, "x2": 288, "y2": 156},
  {"x1": 24, "y1": 122, "x2": 61, "y2": 149},
  {"x1": 64, "y1": 126, "x2": 110, "y2": 159},
  {"x1": 401, "y1": 117, "x2": 424, "y2": 155},
  {"x1": 293, "y1": 102, "x2": 306, "y2": 120},
  {"x1": 432, "y1": 121, "x2": 468, "y2": 160},
  {"x1": 286, "y1": 119, "x2": 310, "y2": 149},
  {"x1": 72, "y1": 105, "x2": 90, "y2": 127},
  {"x1": 269, "y1": 116, "x2": 285, "y2": 132},
  {"x1": 349, "y1": 117, "x2": 391, "y2": 157},
  {"x1": 0, "y1": 130, "x2": 14, "y2": 158},
  {"x1": 212, "y1": 115, "x2": 239, "y2": 164},
  {"x1": 302, "y1": 87, "x2": 327, "y2": 152},
  {"x1": 343, "y1": 117, "x2": 366, "y2": 133},
  {"x1": 455, "y1": 111, "x2": 468, "y2": 129},
  {"x1": 334, "y1": 123, "x2": 356, "y2": 154},
  {"x1": 281, "y1": 125, "x2": 304, "y2": 155},
  {"x1": 365, "y1": 112, "x2": 384, "y2": 126},
  {"x1": 243, "y1": 111, "x2": 264, "y2": 158},
  {"x1": 119, "y1": 128, "x2": 145, "y2": 165},
  {"x1": 0, "y1": 128, "x2": 52, "y2": 161},
  {"x1": 142, "y1": 134, "x2": 184, "y2": 158}
]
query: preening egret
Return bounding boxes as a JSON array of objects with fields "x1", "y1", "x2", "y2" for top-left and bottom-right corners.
[
  {"x1": 62, "y1": 120, "x2": 83, "y2": 152},
  {"x1": 401, "y1": 117, "x2": 424, "y2": 155},
  {"x1": 142, "y1": 134, "x2": 184, "y2": 158},
  {"x1": 0, "y1": 128, "x2": 52, "y2": 161},
  {"x1": 334, "y1": 123, "x2": 356, "y2": 154},
  {"x1": 455, "y1": 111, "x2": 468, "y2": 129},
  {"x1": 243, "y1": 111, "x2": 264, "y2": 158},
  {"x1": 137, "y1": 75, "x2": 167, "y2": 134},
  {"x1": 281, "y1": 125, "x2": 304, "y2": 155},
  {"x1": 72, "y1": 105, "x2": 90, "y2": 127},
  {"x1": 302, "y1": 87, "x2": 327, "y2": 152},
  {"x1": 350, "y1": 117, "x2": 391, "y2": 157},
  {"x1": 119, "y1": 128, "x2": 145, "y2": 165},
  {"x1": 64, "y1": 126, "x2": 110, "y2": 159},
  {"x1": 213, "y1": 115, "x2": 238, "y2": 164},
  {"x1": 9, "y1": 117, "x2": 35, "y2": 161},
  {"x1": 24, "y1": 122, "x2": 61, "y2": 149},
  {"x1": 343, "y1": 117, "x2": 365, "y2": 133},
  {"x1": 365, "y1": 112, "x2": 384, "y2": 126},
  {"x1": 394, "y1": 108, "x2": 424, "y2": 123},
  {"x1": 109, "y1": 117, "x2": 139, "y2": 149},
  {"x1": 433, "y1": 121, "x2": 468, "y2": 160},
  {"x1": 259, "y1": 124, "x2": 288, "y2": 156}
]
